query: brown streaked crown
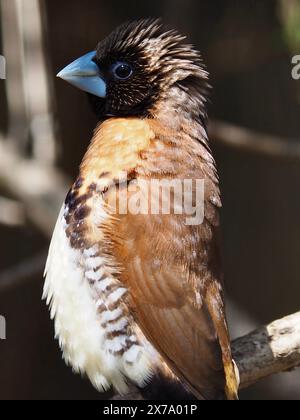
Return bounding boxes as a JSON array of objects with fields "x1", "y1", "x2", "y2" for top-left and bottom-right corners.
[{"x1": 90, "y1": 18, "x2": 209, "y2": 119}]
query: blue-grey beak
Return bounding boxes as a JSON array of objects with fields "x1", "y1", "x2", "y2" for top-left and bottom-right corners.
[{"x1": 57, "y1": 51, "x2": 106, "y2": 98}]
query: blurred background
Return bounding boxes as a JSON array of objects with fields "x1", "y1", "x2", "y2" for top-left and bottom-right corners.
[{"x1": 0, "y1": 0, "x2": 300, "y2": 400}]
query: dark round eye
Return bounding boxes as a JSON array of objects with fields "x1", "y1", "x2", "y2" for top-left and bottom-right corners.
[{"x1": 112, "y1": 62, "x2": 133, "y2": 80}]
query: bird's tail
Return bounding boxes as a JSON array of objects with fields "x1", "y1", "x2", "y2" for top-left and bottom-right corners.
[{"x1": 224, "y1": 359, "x2": 240, "y2": 400}]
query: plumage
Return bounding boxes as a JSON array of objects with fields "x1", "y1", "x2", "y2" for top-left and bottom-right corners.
[{"x1": 44, "y1": 18, "x2": 239, "y2": 400}]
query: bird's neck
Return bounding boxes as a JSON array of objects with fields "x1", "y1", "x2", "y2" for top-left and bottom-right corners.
[{"x1": 153, "y1": 85, "x2": 208, "y2": 136}]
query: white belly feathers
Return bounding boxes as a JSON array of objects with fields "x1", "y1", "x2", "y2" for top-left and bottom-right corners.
[{"x1": 43, "y1": 203, "x2": 154, "y2": 394}]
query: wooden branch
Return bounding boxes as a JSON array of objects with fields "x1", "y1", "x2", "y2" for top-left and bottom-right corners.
[
  {"x1": 209, "y1": 120, "x2": 300, "y2": 161},
  {"x1": 0, "y1": 196, "x2": 25, "y2": 226},
  {"x1": 0, "y1": 139, "x2": 69, "y2": 237},
  {"x1": 1, "y1": 0, "x2": 57, "y2": 161},
  {"x1": 0, "y1": 252, "x2": 47, "y2": 293},
  {"x1": 113, "y1": 311, "x2": 300, "y2": 400},
  {"x1": 233, "y1": 311, "x2": 300, "y2": 390}
]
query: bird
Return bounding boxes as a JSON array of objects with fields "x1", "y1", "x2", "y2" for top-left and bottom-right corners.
[{"x1": 43, "y1": 18, "x2": 239, "y2": 400}]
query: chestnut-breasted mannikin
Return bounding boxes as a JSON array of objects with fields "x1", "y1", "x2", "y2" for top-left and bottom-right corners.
[{"x1": 44, "y1": 19, "x2": 239, "y2": 400}]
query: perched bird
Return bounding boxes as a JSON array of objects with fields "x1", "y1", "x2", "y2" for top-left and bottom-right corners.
[{"x1": 43, "y1": 18, "x2": 239, "y2": 400}]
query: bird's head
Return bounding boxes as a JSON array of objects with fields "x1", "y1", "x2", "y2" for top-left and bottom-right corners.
[{"x1": 57, "y1": 18, "x2": 209, "y2": 120}]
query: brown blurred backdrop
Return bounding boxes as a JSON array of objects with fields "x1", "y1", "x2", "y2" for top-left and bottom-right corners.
[{"x1": 0, "y1": 0, "x2": 300, "y2": 400}]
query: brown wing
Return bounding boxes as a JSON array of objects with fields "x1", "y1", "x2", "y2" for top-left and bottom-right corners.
[
  {"x1": 99, "y1": 118, "x2": 238, "y2": 399},
  {"x1": 110, "y1": 185, "x2": 238, "y2": 400},
  {"x1": 76, "y1": 117, "x2": 237, "y2": 398}
]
